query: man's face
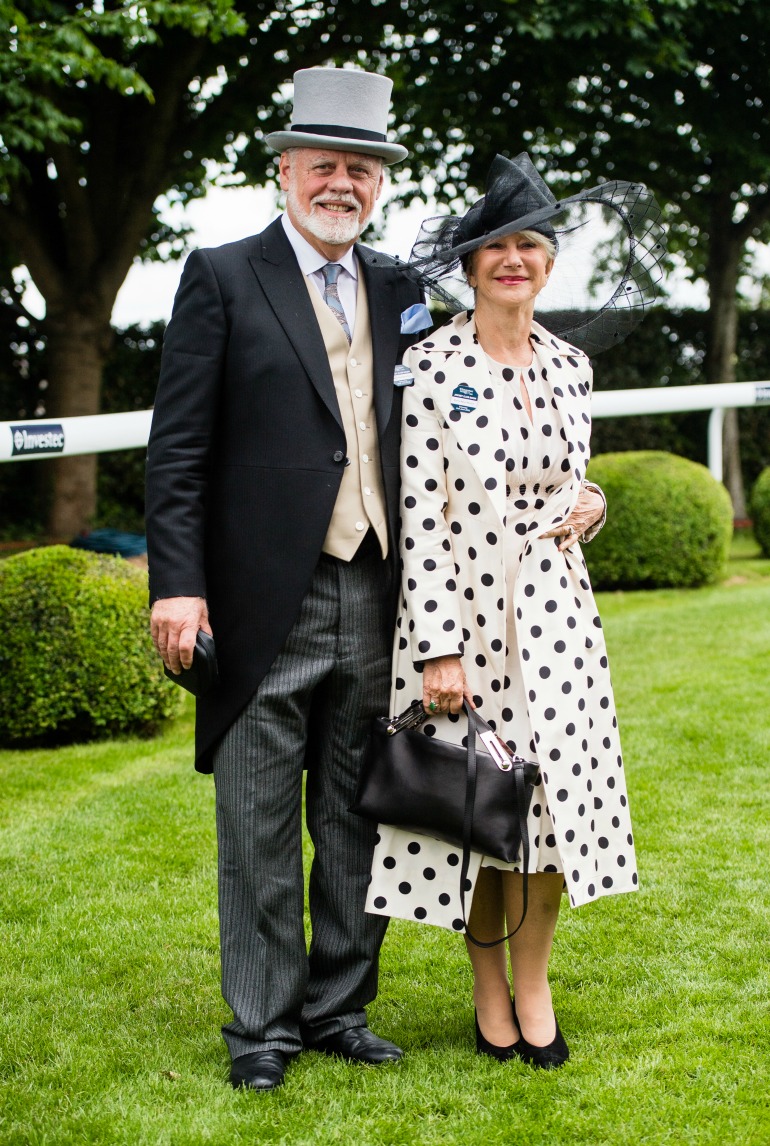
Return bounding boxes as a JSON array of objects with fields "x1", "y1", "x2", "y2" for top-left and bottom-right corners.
[{"x1": 280, "y1": 148, "x2": 384, "y2": 255}]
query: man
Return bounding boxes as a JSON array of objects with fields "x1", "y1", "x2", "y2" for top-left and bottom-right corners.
[{"x1": 145, "y1": 67, "x2": 424, "y2": 1092}]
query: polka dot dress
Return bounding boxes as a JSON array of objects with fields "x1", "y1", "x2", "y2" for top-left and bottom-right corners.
[{"x1": 366, "y1": 312, "x2": 638, "y2": 930}]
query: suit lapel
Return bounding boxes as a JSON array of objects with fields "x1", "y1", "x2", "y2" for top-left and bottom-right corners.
[
  {"x1": 358, "y1": 250, "x2": 400, "y2": 436},
  {"x1": 248, "y1": 219, "x2": 341, "y2": 429}
]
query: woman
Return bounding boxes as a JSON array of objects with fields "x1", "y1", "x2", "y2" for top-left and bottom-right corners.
[{"x1": 366, "y1": 153, "x2": 664, "y2": 1066}]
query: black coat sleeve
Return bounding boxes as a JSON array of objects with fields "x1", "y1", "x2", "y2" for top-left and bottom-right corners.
[{"x1": 145, "y1": 249, "x2": 226, "y2": 603}]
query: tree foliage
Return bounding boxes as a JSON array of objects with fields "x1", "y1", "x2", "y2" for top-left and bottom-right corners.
[
  {"x1": 376, "y1": 0, "x2": 770, "y2": 514},
  {"x1": 1, "y1": 0, "x2": 769, "y2": 533},
  {"x1": 0, "y1": 0, "x2": 409, "y2": 536}
]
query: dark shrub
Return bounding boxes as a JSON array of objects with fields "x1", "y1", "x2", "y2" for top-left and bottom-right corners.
[
  {"x1": 749, "y1": 467, "x2": 770, "y2": 558},
  {"x1": 0, "y1": 546, "x2": 181, "y2": 745},
  {"x1": 585, "y1": 451, "x2": 733, "y2": 589}
]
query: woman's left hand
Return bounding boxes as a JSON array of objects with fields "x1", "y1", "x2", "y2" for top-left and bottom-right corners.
[{"x1": 541, "y1": 484, "x2": 605, "y2": 551}]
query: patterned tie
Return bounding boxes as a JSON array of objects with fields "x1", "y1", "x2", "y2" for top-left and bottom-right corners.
[{"x1": 322, "y1": 263, "x2": 352, "y2": 344}]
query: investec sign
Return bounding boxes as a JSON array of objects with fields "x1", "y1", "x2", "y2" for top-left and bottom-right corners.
[{"x1": 11, "y1": 423, "x2": 66, "y2": 457}]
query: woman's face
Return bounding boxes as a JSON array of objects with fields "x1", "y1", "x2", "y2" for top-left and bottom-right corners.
[{"x1": 467, "y1": 233, "x2": 553, "y2": 310}]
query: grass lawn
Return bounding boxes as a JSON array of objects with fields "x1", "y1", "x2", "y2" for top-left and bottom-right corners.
[{"x1": 1, "y1": 536, "x2": 769, "y2": 1145}]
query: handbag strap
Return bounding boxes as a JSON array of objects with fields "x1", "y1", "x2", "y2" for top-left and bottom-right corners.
[{"x1": 459, "y1": 702, "x2": 531, "y2": 949}]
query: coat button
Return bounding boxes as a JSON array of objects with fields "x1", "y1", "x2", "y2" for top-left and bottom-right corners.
[{"x1": 333, "y1": 450, "x2": 345, "y2": 462}]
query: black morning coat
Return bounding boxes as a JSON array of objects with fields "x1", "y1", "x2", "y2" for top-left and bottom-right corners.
[{"x1": 145, "y1": 217, "x2": 423, "y2": 772}]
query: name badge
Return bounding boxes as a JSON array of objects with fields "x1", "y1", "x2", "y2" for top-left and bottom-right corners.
[
  {"x1": 451, "y1": 384, "x2": 478, "y2": 412},
  {"x1": 393, "y1": 364, "x2": 415, "y2": 387}
]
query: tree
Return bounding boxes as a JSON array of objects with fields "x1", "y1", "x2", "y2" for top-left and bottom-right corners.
[
  {"x1": 4, "y1": 0, "x2": 766, "y2": 535},
  {"x1": 1, "y1": 1, "x2": 245, "y2": 535},
  {"x1": 376, "y1": 0, "x2": 770, "y2": 516},
  {"x1": 0, "y1": 2, "x2": 154, "y2": 193},
  {"x1": 0, "y1": 0, "x2": 410, "y2": 537}
]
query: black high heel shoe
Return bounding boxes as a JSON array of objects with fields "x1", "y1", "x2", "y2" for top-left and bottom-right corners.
[
  {"x1": 511, "y1": 999, "x2": 569, "y2": 1069},
  {"x1": 474, "y1": 1007, "x2": 523, "y2": 1063}
]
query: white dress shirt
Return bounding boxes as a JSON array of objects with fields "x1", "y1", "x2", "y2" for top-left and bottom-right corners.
[{"x1": 281, "y1": 213, "x2": 358, "y2": 333}]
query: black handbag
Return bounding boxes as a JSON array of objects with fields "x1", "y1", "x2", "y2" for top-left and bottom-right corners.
[{"x1": 352, "y1": 700, "x2": 539, "y2": 946}]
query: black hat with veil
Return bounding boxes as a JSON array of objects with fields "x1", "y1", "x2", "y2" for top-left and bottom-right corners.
[{"x1": 407, "y1": 152, "x2": 666, "y2": 356}]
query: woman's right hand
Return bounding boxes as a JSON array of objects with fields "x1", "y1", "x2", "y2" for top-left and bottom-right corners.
[{"x1": 422, "y1": 655, "x2": 475, "y2": 715}]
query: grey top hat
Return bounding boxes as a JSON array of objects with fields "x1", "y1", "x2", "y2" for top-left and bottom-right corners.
[{"x1": 264, "y1": 67, "x2": 408, "y2": 165}]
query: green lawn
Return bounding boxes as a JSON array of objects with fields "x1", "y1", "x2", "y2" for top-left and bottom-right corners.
[{"x1": 1, "y1": 538, "x2": 769, "y2": 1145}]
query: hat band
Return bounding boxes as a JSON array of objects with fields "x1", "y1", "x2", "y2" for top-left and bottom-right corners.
[{"x1": 290, "y1": 122, "x2": 387, "y2": 143}]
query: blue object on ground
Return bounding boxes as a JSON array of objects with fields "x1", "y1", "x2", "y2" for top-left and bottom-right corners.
[{"x1": 70, "y1": 529, "x2": 147, "y2": 558}]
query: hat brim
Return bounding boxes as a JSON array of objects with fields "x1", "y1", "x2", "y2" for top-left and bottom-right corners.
[
  {"x1": 407, "y1": 180, "x2": 666, "y2": 356},
  {"x1": 264, "y1": 130, "x2": 408, "y2": 165}
]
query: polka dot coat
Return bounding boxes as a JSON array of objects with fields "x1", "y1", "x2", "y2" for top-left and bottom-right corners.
[{"x1": 366, "y1": 311, "x2": 638, "y2": 930}]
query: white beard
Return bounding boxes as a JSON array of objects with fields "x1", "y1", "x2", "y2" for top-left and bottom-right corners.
[{"x1": 287, "y1": 186, "x2": 363, "y2": 247}]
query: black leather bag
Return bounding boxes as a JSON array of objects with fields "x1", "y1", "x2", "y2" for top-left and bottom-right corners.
[{"x1": 352, "y1": 700, "x2": 540, "y2": 945}]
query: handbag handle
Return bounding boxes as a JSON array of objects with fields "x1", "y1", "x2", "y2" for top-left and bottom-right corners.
[{"x1": 459, "y1": 702, "x2": 530, "y2": 948}]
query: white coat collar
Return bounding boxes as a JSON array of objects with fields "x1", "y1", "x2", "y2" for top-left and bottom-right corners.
[{"x1": 406, "y1": 313, "x2": 593, "y2": 526}]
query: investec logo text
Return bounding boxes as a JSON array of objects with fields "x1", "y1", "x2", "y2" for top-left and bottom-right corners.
[{"x1": 11, "y1": 424, "x2": 66, "y2": 456}]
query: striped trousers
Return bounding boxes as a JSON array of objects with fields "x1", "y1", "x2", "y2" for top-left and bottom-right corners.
[{"x1": 212, "y1": 545, "x2": 392, "y2": 1059}]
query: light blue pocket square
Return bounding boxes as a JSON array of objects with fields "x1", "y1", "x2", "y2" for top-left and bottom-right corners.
[{"x1": 400, "y1": 303, "x2": 433, "y2": 335}]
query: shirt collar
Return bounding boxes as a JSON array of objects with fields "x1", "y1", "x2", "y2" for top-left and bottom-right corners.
[{"x1": 281, "y1": 213, "x2": 359, "y2": 280}]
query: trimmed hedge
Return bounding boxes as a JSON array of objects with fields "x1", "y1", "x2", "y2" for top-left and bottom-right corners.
[
  {"x1": 584, "y1": 451, "x2": 733, "y2": 590},
  {"x1": 750, "y1": 467, "x2": 770, "y2": 558},
  {"x1": 0, "y1": 546, "x2": 181, "y2": 746}
]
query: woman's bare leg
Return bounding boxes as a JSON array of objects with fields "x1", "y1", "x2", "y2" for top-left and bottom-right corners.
[
  {"x1": 503, "y1": 871, "x2": 564, "y2": 1045},
  {"x1": 464, "y1": 866, "x2": 518, "y2": 1045}
]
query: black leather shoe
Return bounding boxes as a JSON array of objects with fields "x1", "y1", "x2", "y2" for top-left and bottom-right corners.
[
  {"x1": 229, "y1": 1049, "x2": 293, "y2": 1091},
  {"x1": 474, "y1": 1008, "x2": 523, "y2": 1063},
  {"x1": 310, "y1": 1026, "x2": 403, "y2": 1064},
  {"x1": 512, "y1": 1000, "x2": 569, "y2": 1069}
]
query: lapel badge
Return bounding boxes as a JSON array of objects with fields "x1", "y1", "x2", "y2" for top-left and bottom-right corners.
[{"x1": 451, "y1": 383, "x2": 478, "y2": 413}]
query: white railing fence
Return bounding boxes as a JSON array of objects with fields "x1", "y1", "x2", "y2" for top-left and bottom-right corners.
[{"x1": 2, "y1": 381, "x2": 770, "y2": 484}]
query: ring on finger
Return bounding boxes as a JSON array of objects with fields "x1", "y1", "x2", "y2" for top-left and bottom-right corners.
[{"x1": 429, "y1": 699, "x2": 438, "y2": 712}]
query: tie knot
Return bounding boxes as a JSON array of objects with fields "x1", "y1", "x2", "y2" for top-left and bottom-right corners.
[{"x1": 322, "y1": 263, "x2": 342, "y2": 287}]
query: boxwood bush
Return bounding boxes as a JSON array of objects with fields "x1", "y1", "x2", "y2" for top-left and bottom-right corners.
[
  {"x1": 584, "y1": 451, "x2": 733, "y2": 589},
  {"x1": 749, "y1": 467, "x2": 770, "y2": 558},
  {"x1": 0, "y1": 546, "x2": 181, "y2": 746}
]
